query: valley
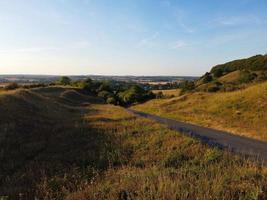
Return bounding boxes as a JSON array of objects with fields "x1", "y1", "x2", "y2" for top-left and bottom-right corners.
[{"x1": 1, "y1": 87, "x2": 267, "y2": 199}]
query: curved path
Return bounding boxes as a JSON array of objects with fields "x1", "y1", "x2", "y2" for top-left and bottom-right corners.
[{"x1": 127, "y1": 109, "x2": 267, "y2": 165}]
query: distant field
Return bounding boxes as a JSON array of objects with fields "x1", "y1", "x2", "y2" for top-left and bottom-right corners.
[
  {"x1": 152, "y1": 89, "x2": 181, "y2": 97},
  {"x1": 1, "y1": 87, "x2": 267, "y2": 199},
  {"x1": 0, "y1": 83, "x2": 7, "y2": 88},
  {"x1": 133, "y1": 82, "x2": 267, "y2": 141}
]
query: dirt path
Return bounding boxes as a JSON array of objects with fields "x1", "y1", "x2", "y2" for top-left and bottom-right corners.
[{"x1": 127, "y1": 109, "x2": 267, "y2": 165}]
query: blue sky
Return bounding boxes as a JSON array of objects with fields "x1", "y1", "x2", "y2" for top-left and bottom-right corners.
[{"x1": 0, "y1": 0, "x2": 266, "y2": 76}]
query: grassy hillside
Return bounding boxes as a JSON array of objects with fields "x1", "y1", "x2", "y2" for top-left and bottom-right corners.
[
  {"x1": 133, "y1": 82, "x2": 267, "y2": 141},
  {"x1": 211, "y1": 54, "x2": 267, "y2": 74},
  {"x1": 192, "y1": 54, "x2": 267, "y2": 92},
  {"x1": 152, "y1": 89, "x2": 181, "y2": 97},
  {"x1": 1, "y1": 87, "x2": 267, "y2": 199}
]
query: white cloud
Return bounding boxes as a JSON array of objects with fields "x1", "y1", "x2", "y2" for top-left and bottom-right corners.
[
  {"x1": 171, "y1": 40, "x2": 188, "y2": 49},
  {"x1": 215, "y1": 15, "x2": 263, "y2": 27},
  {"x1": 136, "y1": 32, "x2": 159, "y2": 48},
  {"x1": 173, "y1": 9, "x2": 195, "y2": 33}
]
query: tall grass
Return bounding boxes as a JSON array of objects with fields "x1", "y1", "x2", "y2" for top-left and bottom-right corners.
[
  {"x1": 0, "y1": 87, "x2": 267, "y2": 199},
  {"x1": 68, "y1": 103, "x2": 267, "y2": 200}
]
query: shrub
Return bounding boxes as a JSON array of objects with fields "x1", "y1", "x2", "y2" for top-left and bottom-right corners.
[
  {"x1": 97, "y1": 81, "x2": 112, "y2": 93},
  {"x1": 179, "y1": 81, "x2": 195, "y2": 93},
  {"x1": 98, "y1": 91, "x2": 113, "y2": 99},
  {"x1": 257, "y1": 72, "x2": 267, "y2": 81},
  {"x1": 118, "y1": 85, "x2": 154, "y2": 105},
  {"x1": 156, "y1": 91, "x2": 164, "y2": 99},
  {"x1": 238, "y1": 71, "x2": 257, "y2": 84},
  {"x1": 202, "y1": 72, "x2": 213, "y2": 83},
  {"x1": 207, "y1": 85, "x2": 220, "y2": 92},
  {"x1": 59, "y1": 76, "x2": 71, "y2": 85},
  {"x1": 213, "y1": 68, "x2": 224, "y2": 77},
  {"x1": 206, "y1": 82, "x2": 222, "y2": 92},
  {"x1": 5, "y1": 82, "x2": 19, "y2": 90},
  {"x1": 81, "y1": 78, "x2": 95, "y2": 93},
  {"x1": 22, "y1": 83, "x2": 46, "y2": 89},
  {"x1": 106, "y1": 97, "x2": 116, "y2": 105}
]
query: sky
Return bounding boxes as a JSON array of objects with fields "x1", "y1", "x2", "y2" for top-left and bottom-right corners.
[{"x1": 0, "y1": 0, "x2": 266, "y2": 76}]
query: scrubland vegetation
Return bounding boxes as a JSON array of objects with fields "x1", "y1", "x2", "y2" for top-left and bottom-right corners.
[
  {"x1": 0, "y1": 87, "x2": 267, "y2": 199},
  {"x1": 178, "y1": 54, "x2": 267, "y2": 93},
  {"x1": 3, "y1": 76, "x2": 155, "y2": 106},
  {"x1": 51, "y1": 76, "x2": 155, "y2": 106}
]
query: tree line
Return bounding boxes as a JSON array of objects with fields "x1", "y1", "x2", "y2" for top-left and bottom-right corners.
[{"x1": 54, "y1": 76, "x2": 156, "y2": 106}]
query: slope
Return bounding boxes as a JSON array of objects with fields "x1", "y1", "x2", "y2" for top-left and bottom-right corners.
[
  {"x1": 1, "y1": 87, "x2": 267, "y2": 199},
  {"x1": 133, "y1": 82, "x2": 267, "y2": 141}
]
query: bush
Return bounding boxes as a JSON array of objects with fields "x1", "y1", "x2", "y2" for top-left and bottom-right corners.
[
  {"x1": 5, "y1": 82, "x2": 19, "y2": 90},
  {"x1": 118, "y1": 85, "x2": 154, "y2": 105},
  {"x1": 213, "y1": 68, "x2": 223, "y2": 77},
  {"x1": 257, "y1": 72, "x2": 267, "y2": 81},
  {"x1": 156, "y1": 91, "x2": 164, "y2": 99},
  {"x1": 97, "y1": 81, "x2": 112, "y2": 93},
  {"x1": 81, "y1": 78, "x2": 94, "y2": 92},
  {"x1": 106, "y1": 97, "x2": 116, "y2": 105},
  {"x1": 71, "y1": 79, "x2": 155, "y2": 106},
  {"x1": 98, "y1": 91, "x2": 113, "y2": 99},
  {"x1": 202, "y1": 72, "x2": 213, "y2": 83},
  {"x1": 59, "y1": 76, "x2": 71, "y2": 85},
  {"x1": 179, "y1": 81, "x2": 195, "y2": 93},
  {"x1": 238, "y1": 71, "x2": 257, "y2": 84},
  {"x1": 22, "y1": 83, "x2": 46, "y2": 89},
  {"x1": 207, "y1": 85, "x2": 220, "y2": 92}
]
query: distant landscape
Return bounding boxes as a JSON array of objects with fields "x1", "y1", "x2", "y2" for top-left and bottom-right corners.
[
  {"x1": 1, "y1": 54, "x2": 267, "y2": 199},
  {"x1": 1, "y1": 0, "x2": 267, "y2": 199},
  {"x1": 134, "y1": 54, "x2": 267, "y2": 140}
]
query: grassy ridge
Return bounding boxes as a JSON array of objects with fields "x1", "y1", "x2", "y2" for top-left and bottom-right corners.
[
  {"x1": 1, "y1": 87, "x2": 267, "y2": 199},
  {"x1": 189, "y1": 54, "x2": 267, "y2": 93},
  {"x1": 133, "y1": 82, "x2": 267, "y2": 141},
  {"x1": 211, "y1": 54, "x2": 267, "y2": 74},
  {"x1": 0, "y1": 87, "x2": 106, "y2": 198}
]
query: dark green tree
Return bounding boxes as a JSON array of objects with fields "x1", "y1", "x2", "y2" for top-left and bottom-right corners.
[
  {"x1": 202, "y1": 72, "x2": 213, "y2": 83},
  {"x1": 59, "y1": 76, "x2": 71, "y2": 85}
]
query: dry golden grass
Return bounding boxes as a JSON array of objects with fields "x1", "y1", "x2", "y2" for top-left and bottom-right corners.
[
  {"x1": 152, "y1": 89, "x2": 181, "y2": 97},
  {"x1": 218, "y1": 70, "x2": 242, "y2": 83},
  {"x1": 1, "y1": 87, "x2": 267, "y2": 199},
  {"x1": 133, "y1": 82, "x2": 267, "y2": 141},
  {"x1": 68, "y1": 103, "x2": 267, "y2": 200}
]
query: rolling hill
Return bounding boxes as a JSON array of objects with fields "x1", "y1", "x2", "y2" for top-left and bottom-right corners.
[
  {"x1": 1, "y1": 87, "x2": 267, "y2": 199},
  {"x1": 194, "y1": 54, "x2": 267, "y2": 92}
]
